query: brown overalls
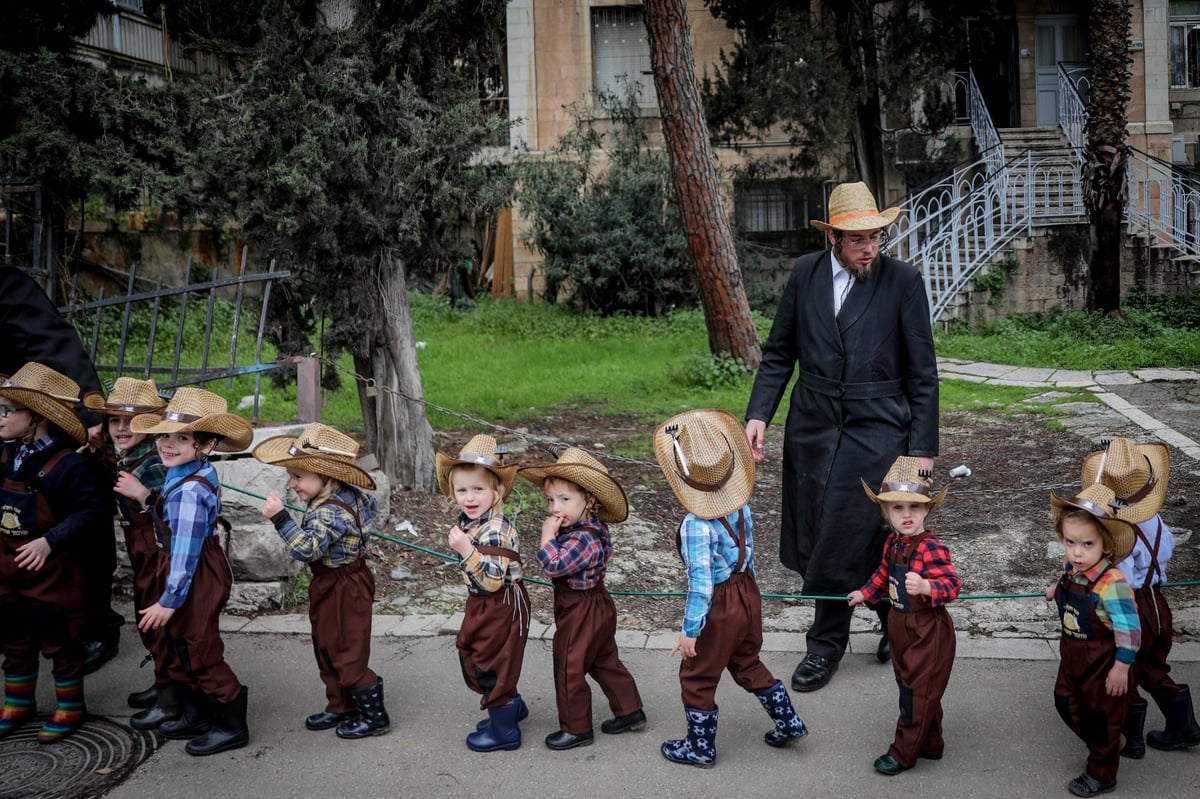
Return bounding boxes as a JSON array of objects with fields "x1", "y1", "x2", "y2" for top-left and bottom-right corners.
[
  {"x1": 1129, "y1": 522, "x2": 1180, "y2": 703},
  {"x1": 551, "y1": 575, "x2": 643, "y2": 734},
  {"x1": 149, "y1": 474, "x2": 242, "y2": 703},
  {"x1": 678, "y1": 510, "x2": 776, "y2": 710},
  {"x1": 884, "y1": 532, "x2": 956, "y2": 767},
  {"x1": 456, "y1": 544, "x2": 530, "y2": 710},
  {"x1": 116, "y1": 451, "x2": 170, "y2": 685},
  {"x1": 1054, "y1": 565, "x2": 1135, "y2": 784},
  {"x1": 308, "y1": 497, "x2": 378, "y2": 715},
  {"x1": 0, "y1": 447, "x2": 84, "y2": 679}
]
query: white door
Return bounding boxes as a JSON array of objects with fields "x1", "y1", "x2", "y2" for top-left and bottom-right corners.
[{"x1": 1034, "y1": 16, "x2": 1083, "y2": 127}]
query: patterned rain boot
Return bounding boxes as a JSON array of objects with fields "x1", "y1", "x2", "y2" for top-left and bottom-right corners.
[
  {"x1": 661, "y1": 706, "x2": 718, "y2": 768},
  {"x1": 336, "y1": 678, "x2": 391, "y2": 740},
  {"x1": 1120, "y1": 697, "x2": 1147, "y2": 758},
  {"x1": 755, "y1": 679, "x2": 810, "y2": 747},
  {"x1": 37, "y1": 678, "x2": 85, "y2": 744},
  {"x1": 0, "y1": 673, "x2": 37, "y2": 738},
  {"x1": 1147, "y1": 685, "x2": 1200, "y2": 751}
]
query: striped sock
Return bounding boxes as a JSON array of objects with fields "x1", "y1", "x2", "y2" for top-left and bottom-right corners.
[
  {"x1": 0, "y1": 673, "x2": 38, "y2": 736},
  {"x1": 37, "y1": 679, "x2": 85, "y2": 743}
]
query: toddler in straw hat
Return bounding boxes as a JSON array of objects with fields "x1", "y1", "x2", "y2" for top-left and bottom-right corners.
[
  {"x1": 115, "y1": 386, "x2": 254, "y2": 757},
  {"x1": 1044, "y1": 483, "x2": 1142, "y2": 798},
  {"x1": 0, "y1": 362, "x2": 109, "y2": 744},
  {"x1": 849, "y1": 456, "x2": 960, "y2": 777},
  {"x1": 1082, "y1": 439, "x2": 1200, "y2": 756},
  {"x1": 652, "y1": 409, "x2": 808, "y2": 769},
  {"x1": 435, "y1": 433, "x2": 530, "y2": 752},
  {"x1": 519, "y1": 448, "x2": 646, "y2": 751},
  {"x1": 254, "y1": 423, "x2": 389, "y2": 740}
]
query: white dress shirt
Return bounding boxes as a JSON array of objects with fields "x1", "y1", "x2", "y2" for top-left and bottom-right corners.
[{"x1": 831, "y1": 252, "x2": 855, "y2": 316}]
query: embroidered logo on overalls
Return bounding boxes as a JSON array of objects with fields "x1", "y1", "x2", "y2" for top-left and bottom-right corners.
[{"x1": 0, "y1": 503, "x2": 25, "y2": 535}]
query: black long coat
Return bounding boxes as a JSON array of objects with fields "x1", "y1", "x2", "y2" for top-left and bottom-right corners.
[{"x1": 745, "y1": 250, "x2": 939, "y2": 594}]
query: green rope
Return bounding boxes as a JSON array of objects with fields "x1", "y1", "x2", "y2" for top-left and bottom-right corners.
[{"x1": 221, "y1": 482, "x2": 1200, "y2": 602}]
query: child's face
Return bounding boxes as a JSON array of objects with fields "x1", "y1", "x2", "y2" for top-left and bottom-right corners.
[
  {"x1": 543, "y1": 477, "x2": 590, "y2": 528},
  {"x1": 0, "y1": 403, "x2": 35, "y2": 440},
  {"x1": 156, "y1": 432, "x2": 211, "y2": 468},
  {"x1": 885, "y1": 501, "x2": 930, "y2": 537},
  {"x1": 287, "y1": 468, "x2": 327, "y2": 503},
  {"x1": 108, "y1": 415, "x2": 147, "y2": 453},
  {"x1": 1061, "y1": 516, "x2": 1108, "y2": 573},
  {"x1": 451, "y1": 465, "x2": 500, "y2": 520}
]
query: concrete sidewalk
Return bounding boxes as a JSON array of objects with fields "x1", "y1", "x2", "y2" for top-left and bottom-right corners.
[{"x1": 77, "y1": 615, "x2": 1200, "y2": 799}]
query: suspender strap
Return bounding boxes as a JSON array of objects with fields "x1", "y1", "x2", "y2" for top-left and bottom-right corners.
[
  {"x1": 322, "y1": 497, "x2": 361, "y2": 528},
  {"x1": 475, "y1": 544, "x2": 522, "y2": 563},
  {"x1": 716, "y1": 508, "x2": 748, "y2": 573}
]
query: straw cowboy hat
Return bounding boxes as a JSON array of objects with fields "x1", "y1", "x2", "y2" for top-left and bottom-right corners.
[
  {"x1": 130, "y1": 386, "x2": 253, "y2": 452},
  {"x1": 83, "y1": 376, "x2": 166, "y2": 418},
  {"x1": 435, "y1": 433, "x2": 518, "y2": 500},
  {"x1": 519, "y1": 447, "x2": 629, "y2": 523},
  {"x1": 1051, "y1": 483, "x2": 1137, "y2": 563},
  {"x1": 0, "y1": 362, "x2": 87, "y2": 444},
  {"x1": 653, "y1": 409, "x2": 754, "y2": 520},
  {"x1": 862, "y1": 456, "x2": 948, "y2": 509},
  {"x1": 1080, "y1": 438, "x2": 1169, "y2": 525},
  {"x1": 253, "y1": 423, "x2": 376, "y2": 491},
  {"x1": 810, "y1": 181, "x2": 901, "y2": 232}
]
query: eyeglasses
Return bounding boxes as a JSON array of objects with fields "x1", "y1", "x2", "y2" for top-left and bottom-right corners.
[
  {"x1": 842, "y1": 231, "x2": 888, "y2": 250},
  {"x1": 0, "y1": 405, "x2": 30, "y2": 418}
]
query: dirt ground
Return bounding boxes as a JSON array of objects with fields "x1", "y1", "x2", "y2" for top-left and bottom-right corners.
[{"x1": 370, "y1": 389, "x2": 1200, "y2": 638}]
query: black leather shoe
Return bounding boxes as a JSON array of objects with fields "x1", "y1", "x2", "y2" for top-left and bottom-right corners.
[
  {"x1": 791, "y1": 654, "x2": 838, "y2": 692},
  {"x1": 305, "y1": 711, "x2": 351, "y2": 731},
  {"x1": 874, "y1": 753, "x2": 910, "y2": 775},
  {"x1": 82, "y1": 639, "x2": 119, "y2": 675},
  {"x1": 1067, "y1": 773, "x2": 1117, "y2": 797},
  {"x1": 601, "y1": 709, "x2": 647, "y2": 735},
  {"x1": 128, "y1": 685, "x2": 158, "y2": 709},
  {"x1": 545, "y1": 729, "x2": 594, "y2": 750},
  {"x1": 876, "y1": 636, "x2": 891, "y2": 664}
]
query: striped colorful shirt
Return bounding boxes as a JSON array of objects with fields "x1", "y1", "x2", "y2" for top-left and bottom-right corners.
[
  {"x1": 1063, "y1": 559, "x2": 1142, "y2": 665},
  {"x1": 269, "y1": 484, "x2": 377, "y2": 567},
  {"x1": 858, "y1": 530, "x2": 961, "y2": 607},
  {"x1": 457, "y1": 507, "x2": 522, "y2": 596},
  {"x1": 678, "y1": 505, "x2": 755, "y2": 638},
  {"x1": 156, "y1": 460, "x2": 221, "y2": 609},
  {"x1": 536, "y1": 517, "x2": 611, "y2": 590}
]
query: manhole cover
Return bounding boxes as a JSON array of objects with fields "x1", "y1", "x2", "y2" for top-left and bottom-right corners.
[{"x1": 0, "y1": 716, "x2": 158, "y2": 799}]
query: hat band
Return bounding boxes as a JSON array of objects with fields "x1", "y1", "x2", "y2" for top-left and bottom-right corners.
[
  {"x1": 163, "y1": 410, "x2": 202, "y2": 424},
  {"x1": 461, "y1": 453, "x2": 503, "y2": 469},
  {"x1": 1072, "y1": 496, "x2": 1116, "y2": 519},
  {"x1": 288, "y1": 443, "x2": 351, "y2": 462},
  {"x1": 676, "y1": 438, "x2": 735, "y2": 493},
  {"x1": 880, "y1": 480, "x2": 932, "y2": 499},
  {"x1": 0, "y1": 379, "x2": 79, "y2": 403},
  {"x1": 828, "y1": 208, "x2": 885, "y2": 228},
  {"x1": 1113, "y1": 459, "x2": 1157, "y2": 507},
  {"x1": 107, "y1": 403, "x2": 162, "y2": 414}
]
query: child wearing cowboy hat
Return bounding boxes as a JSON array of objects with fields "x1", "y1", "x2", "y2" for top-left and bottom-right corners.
[
  {"x1": 849, "y1": 456, "x2": 961, "y2": 777},
  {"x1": 1044, "y1": 483, "x2": 1142, "y2": 798},
  {"x1": 254, "y1": 423, "x2": 389, "y2": 740},
  {"x1": 653, "y1": 409, "x2": 808, "y2": 769},
  {"x1": 0, "y1": 362, "x2": 109, "y2": 744},
  {"x1": 84, "y1": 378, "x2": 171, "y2": 722},
  {"x1": 115, "y1": 386, "x2": 254, "y2": 757},
  {"x1": 519, "y1": 448, "x2": 646, "y2": 751},
  {"x1": 436, "y1": 434, "x2": 530, "y2": 752},
  {"x1": 1082, "y1": 439, "x2": 1200, "y2": 756}
]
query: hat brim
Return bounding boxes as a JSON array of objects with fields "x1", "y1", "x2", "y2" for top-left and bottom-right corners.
[
  {"x1": 811, "y1": 206, "x2": 901, "y2": 232},
  {"x1": 435, "y1": 451, "x2": 518, "y2": 500},
  {"x1": 653, "y1": 409, "x2": 754, "y2": 520},
  {"x1": 519, "y1": 462, "x2": 628, "y2": 523},
  {"x1": 252, "y1": 435, "x2": 376, "y2": 490},
  {"x1": 1051, "y1": 492, "x2": 1137, "y2": 563},
  {"x1": 862, "y1": 478, "x2": 948, "y2": 510},
  {"x1": 130, "y1": 412, "x2": 253, "y2": 452},
  {"x1": 1080, "y1": 443, "x2": 1169, "y2": 524},
  {"x1": 0, "y1": 385, "x2": 86, "y2": 444}
]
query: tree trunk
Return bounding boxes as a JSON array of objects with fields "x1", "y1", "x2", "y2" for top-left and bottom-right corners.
[
  {"x1": 832, "y1": 1, "x2": 885, "y2": 193},
  {"x1": 361, "y1": 253, "x2": 436, "y2": 490},
  {"x1": 1083, "y1": 0, "x2": 1131, "y2": 314},
  {"x1": 642, "y1": 0, "x2": 762, "y2": 369}
]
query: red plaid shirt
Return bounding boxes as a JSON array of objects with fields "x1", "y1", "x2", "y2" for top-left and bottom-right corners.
[{"x1": 859, "y1": 529, "x2": 961, "y2": 607}]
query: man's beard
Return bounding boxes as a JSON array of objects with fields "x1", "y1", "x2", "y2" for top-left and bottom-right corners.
[{"x1": 846, "y1": 260, "x2": 873, "y2": 281}]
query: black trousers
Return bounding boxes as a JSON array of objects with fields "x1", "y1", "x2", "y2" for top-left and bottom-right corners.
[
  {"x1": 81, "y1": 521, "x2": 123, "y2": 643},
  {"x1": 806, "y1": 598, "x2": 889, "y2": 661}
]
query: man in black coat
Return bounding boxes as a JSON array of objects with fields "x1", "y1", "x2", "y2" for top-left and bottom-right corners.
[
  {"x1": 744, "y1": 182, "x2": 939, "y2": 692},
  {"x1": 0, "y1": 265, "x2": 123, "y2": 673}
]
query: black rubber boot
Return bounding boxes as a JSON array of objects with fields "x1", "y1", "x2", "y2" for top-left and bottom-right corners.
[
  {"x1": 1120, "y1": 697, "x2": 1146, "y2": 758},
  {"x1": 158, "y1": 687, "x2": 212, "y2": 740},
  {"x1": 466, "y1": 696, "x2": 522, "y2": 752},
  {"x1": 131, "y1": 683, "x2": 181, "y2": 731},
  {"x1": 186, "y1": 686, "x2": 249, "y2": 757},
  {"x1": 127, "y1": 684, "x2": 158, "y2": 710},
  {"x1": 336, "y1": 679, "x2": 391, "y2": 740},
  {"x1": 1148, "y1": 684, "x2": 1200, "y2": 751}
]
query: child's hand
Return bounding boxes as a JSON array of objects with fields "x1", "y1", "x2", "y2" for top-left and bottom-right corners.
[
  {"x1": 448, "y1": 526, "x2": 473, "y2": 558},
  {"x1": 262, "y1": 492, "x2": 284, "y2": 518},
  {"x1": 540, "y1": 515, "x2": 563, "y2": 545},
  {"x1": 114, "y1": 470, "x2": 150, "y2": 505},
  {"x1": 670, "y1": 634, "x2": 697, "y2": 660},
  {"x1": 1105, "y1": 662, "x2": 1131, "y2": 696},
  {"x1": 905, "y1": 571, "x2": 931, "y2": 597},
  {"x1": 14, "y1": 537, "x2": 51, "y2": 571},
  {"x1": 138, "y1": 603, "x2": 175, "y2": 632},
  {"x1": 1044, "y1": 583, "x2": 1057, "y2": 602},
  {"x1": 847, "y1": 589, "x2": 865, "y2": 607}
]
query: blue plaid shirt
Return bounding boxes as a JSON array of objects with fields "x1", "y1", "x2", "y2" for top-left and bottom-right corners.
[
  {"x1": 678, "y1": 505, "x2": 755, "y2": 638},
  {"x1": 157, "y1": 460, "x2": 222, "y2": 609}
]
